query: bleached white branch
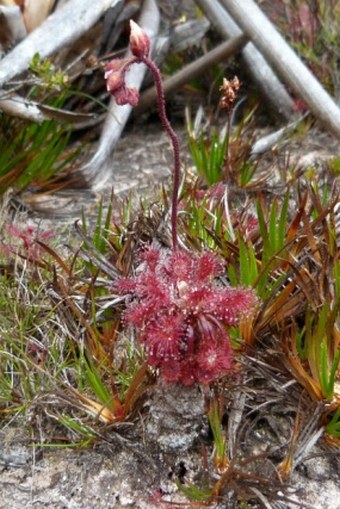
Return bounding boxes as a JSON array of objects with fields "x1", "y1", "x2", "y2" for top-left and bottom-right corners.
[
  {"x1": 220, "y1": 0, "x2": 340, "y2": 139},
  {"x1": 79, "y1": 0, "x2": 160, "y2": 189},
  {"x1": 194, "y1": 0, "x2": 297, "y2": 120},
  {"x1": 0, "y1": 0, "x2": 121, "y2": 87}
]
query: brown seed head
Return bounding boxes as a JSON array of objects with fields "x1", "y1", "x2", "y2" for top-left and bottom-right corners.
[{"x1": 219, "y1": 76, "x2": 240, "y2": 112}]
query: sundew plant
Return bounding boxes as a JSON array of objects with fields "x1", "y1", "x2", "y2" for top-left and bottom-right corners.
[
  {"x1": 0, "y1": 13, "x2": 339, "y2": 508},
  {"x1": 105, "y1": 21, "x2": 258, "y2": 385}
]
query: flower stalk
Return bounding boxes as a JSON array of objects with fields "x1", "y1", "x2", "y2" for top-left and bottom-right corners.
[{"x1": 104, "y1": 20, "x2": 180, "y2": 249}]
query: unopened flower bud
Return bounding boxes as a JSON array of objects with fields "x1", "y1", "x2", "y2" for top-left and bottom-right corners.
[
  {"x1": 104, "y1": 57, "x2": 140, "y2": 106},
  {"x1": 104, "y1": 60, "x2": 125, "y2": 94},
  {"x1": 115, "y1": 86, "x2": 140, "y2": 107},
  {"x1": 129, "y1": 20, "x2": 150, "y2": 58}
]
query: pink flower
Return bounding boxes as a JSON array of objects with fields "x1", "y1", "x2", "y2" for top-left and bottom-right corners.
[
  {"x1": 115, "y1": 85, "x2": 139, "y2": 107},
  {"x1": 104, "y1": 58, "x2": 140, "y2": 106},
  {"x1": 115, "y1": 246, "x2": 258, "y2": 385},
  {"x1": 129, "y1": 20, "x2": 150, "y2": 59},
  {"x1": 104, "y1": 21, "x2": 150, "y2": 107},
  {"x1": 104, "y1": 60, "x2": 125, "y2": 94}
]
